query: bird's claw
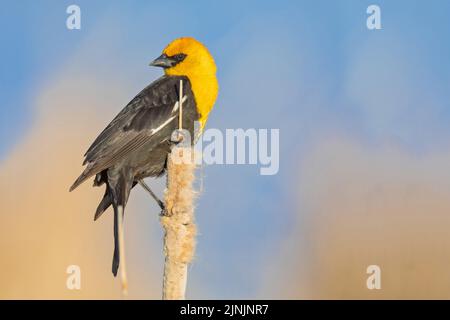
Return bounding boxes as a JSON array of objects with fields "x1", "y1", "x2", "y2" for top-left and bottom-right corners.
[{"x1": 160, "y1": 206, "x2": 170, "y2": 217}]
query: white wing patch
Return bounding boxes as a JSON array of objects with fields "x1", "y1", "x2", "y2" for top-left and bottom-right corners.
[
  {"x1": 172, "y1": 95, "x2": 187, "y2": 113},
  {"x1": 150, "y1": 95, "x2": 186, "y2": 135},
  {"x1": 151, "y1": 115, "x2": 177, "y2": 135}
]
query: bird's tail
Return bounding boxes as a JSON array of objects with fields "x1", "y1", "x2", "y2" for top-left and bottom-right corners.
[
  {"x1": 109, "y1": 173, "x2": 133, "y2": 281},
  {"x1": 95, "y1": 181, "x2": 137, "y2": 221},
  {"x1": 95, "y1": 189, "x2": 112, "y2": 221},
  {"x1": 112, "y1": 203, "x2": 121, "y2": 277}
]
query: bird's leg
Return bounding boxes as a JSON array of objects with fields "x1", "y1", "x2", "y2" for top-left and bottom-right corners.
[{"x1": 138, "y1": 179, "x2": 165, "y2": 211}]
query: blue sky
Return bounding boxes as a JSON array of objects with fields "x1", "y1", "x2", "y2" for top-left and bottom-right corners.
[
  {"x1": 2, "y1": 0, "x2": 450, "y2": 157},
  {"x1": 1, "y1": 0, "x2": 450, "y2": 298}
]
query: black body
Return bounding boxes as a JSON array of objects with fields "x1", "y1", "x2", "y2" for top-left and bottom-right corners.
[{"x1": 70, "y1": 75, "x2": 199, "y2": 276}]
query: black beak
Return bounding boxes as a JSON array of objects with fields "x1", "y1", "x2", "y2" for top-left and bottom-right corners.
[{"x1": 149, "y1": 54, "x2": 176, "y2": 68}]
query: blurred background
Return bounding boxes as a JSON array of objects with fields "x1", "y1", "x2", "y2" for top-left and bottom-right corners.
[{"x1": 1, "y1": 0, "x2": 450, "y2": 299}]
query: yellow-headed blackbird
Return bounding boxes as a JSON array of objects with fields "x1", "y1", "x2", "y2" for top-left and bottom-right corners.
[{"x1": 70, "y1": 37, "x2": 218, "y2": 276}]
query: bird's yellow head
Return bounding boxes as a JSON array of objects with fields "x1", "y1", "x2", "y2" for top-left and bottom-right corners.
[
  {"x1": 150, "y1": 37, "x2": 218, "y2": 129},
  {"x1": 154, "y1": 37, "x2": 217, "y2": 76}
]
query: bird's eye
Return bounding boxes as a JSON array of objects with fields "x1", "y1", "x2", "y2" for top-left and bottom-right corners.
[{"x1": 173, "y1": 53, "x2": 187, "y2": 62}]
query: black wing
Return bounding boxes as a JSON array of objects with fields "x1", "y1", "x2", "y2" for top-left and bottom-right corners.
[{"x1": 70, "y1": 75, "x2": 193, "y2": 191}]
